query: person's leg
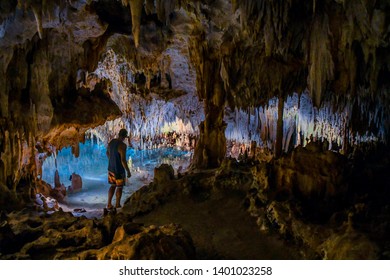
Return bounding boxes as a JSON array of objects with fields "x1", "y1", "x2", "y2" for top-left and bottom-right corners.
[
  {"x1": 115, "y1": 186, "x2": 123, "y2": 208},
  {"x1": 107, "y1": 171, "x2": 117, "y2": 209},
  {"x1": 107, "y1": 185, "x2": 116, "y2": 209},
  {"x1": 114, "y1": 173, "x2": 125, "y2": 208}
]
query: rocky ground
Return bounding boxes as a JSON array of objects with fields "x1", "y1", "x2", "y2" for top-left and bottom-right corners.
[
  {"x1": 1, "y1": 144, "x2": 389, "y2": 260},
  {"x1": 0, "y1": 208, "x2": 195, "y2": 260},
  {"x1": 130, "y1": 174, "x2": 303, "y2": 259}
]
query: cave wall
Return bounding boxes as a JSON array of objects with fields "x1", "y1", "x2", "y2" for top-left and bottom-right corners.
[
  {"x1": 187, "y1": 0, "x2": 389, "y2": 165},
  {"x1": 0, "y1": 0, "x2": 121, "y2": 209},
  {"x1": 0, "y1": 0, "x2": 201, "y2": 209}
]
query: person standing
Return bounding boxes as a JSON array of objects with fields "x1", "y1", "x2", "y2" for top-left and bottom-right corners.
[{"x1": 106, "y1": 128, "x2": 131, "y2": 209}]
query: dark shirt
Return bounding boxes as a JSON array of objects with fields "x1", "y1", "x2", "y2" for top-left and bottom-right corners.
[{"x1": 108, "y1": 139, "x2": 125, "y2": 176}]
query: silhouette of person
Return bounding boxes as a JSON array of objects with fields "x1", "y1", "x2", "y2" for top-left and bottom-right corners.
[{"x1": 106, "y1": 129, "x2": 131, "y2": 209}]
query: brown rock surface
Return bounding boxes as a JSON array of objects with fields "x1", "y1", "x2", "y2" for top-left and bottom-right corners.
[
  {"x1": 126, "y1": 163, "x2": 302, "y2": 259},
  {"x1": 0, "y1": 209, "x2": 194, "y2": 260},
  {"x1": 271, "y1": 142, "x2": 351, "y2": 220}
]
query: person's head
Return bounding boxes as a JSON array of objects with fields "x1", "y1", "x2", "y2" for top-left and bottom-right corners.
[{"x1": 118, "y1": 128, "x2": 128, "y2": 140}]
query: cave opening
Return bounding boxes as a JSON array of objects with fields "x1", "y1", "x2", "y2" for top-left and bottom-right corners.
[
  {"x1": 41, "y1": 139, "x2": 191, "y2": 218},
  {"x1": 35, "y1": 34, "x2": 204, "y2": 217}
]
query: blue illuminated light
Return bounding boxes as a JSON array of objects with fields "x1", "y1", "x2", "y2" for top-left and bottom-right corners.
[{"x1": 41, "y1": 140, "x2": 191, "y2": 217}]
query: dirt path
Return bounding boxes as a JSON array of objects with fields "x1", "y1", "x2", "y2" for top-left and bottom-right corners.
[{"x1": 133, "y1": 190, "x2": 302, "y2": 259}]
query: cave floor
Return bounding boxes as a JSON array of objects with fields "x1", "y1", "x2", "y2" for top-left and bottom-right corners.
[{"x1": 132, "y1": 190, "x2": 303, "y2": 260}]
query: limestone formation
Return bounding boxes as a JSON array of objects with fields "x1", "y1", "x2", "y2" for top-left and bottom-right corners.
[
  {"x1": 0, "y1": 209, "x2": 194, "y2": 260},
  {"x1": 0, "y1": 0, "x2": 389, "y2": 260}
]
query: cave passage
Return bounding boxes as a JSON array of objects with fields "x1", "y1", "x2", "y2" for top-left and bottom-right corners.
[
  {"x1": 41, "y1": 140, "x2": 192, "y2": 218},
  {"x1": 1, "y1": 0, "x2": 389, "y2": 261}
]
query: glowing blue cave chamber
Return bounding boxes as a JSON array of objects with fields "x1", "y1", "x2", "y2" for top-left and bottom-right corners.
[{"x1": 42, "y1": 141, "x2": 192, "y2": 217}]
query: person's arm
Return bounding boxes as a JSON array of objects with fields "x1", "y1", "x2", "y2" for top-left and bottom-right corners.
[
  {"x1": 106, "y1": 142, "x2": 110, "y2": 158},
  {"x1": 119, "y1": 143, "x2": 131, "y2": 177}
]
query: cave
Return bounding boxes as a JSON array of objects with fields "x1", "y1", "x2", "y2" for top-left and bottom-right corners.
[{"x1": 0, "y1": 0, "x2": 389, "y2": 260}]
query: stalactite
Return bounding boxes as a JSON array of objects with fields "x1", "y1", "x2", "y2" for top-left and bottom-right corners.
[
  {"x1": 239, "y1": 0, "x2": 257, "y2": 29},
  {"x1": 275, "y1": 96, "x2": 284, "y2": 158},
  {"x1": 231, "y1": 0, "x2": 238, "y2": 12},
  {"x1": 145, "y1": 0, "x2": 155, "y2": 15},
  {"x1": 156, "y1": 0, "x2": 176, "y2": 26},
  {"x1": 220, "y1": 60, "x2": 230, "y2": 92},
  {"x1": 91, "y1": 47, "x2": 203, "y2": 146},
  {"x1": 129, "y1": 0, "x2": 143, "y2": 48},
  {"x1": 0, "y1": 48, "x2": 14, "y2": 118},
  {"x1": 71, "y1": 143, "x2": 80, "y2": 158},
  {"x1": 17, "y1": 0, "x2": 43, "y2": 39},
  {"x1": 312, "y1": 0, "x2": 316, "y2": 14},
  {"x1": 0, "y1": 17, "x2": 11, "y2": 39},
  {"x1": 225, "y1": 90, "x2": 387, "y2": 159},
  {"x1": 308, "y1": 14, "x2": 334, "y2": 107},
  {"x1": 120, "y1": 0, "x2": 131, "y2": 8},
  {"x1": 156, "y1": 0, "x2": 164, "y2": 24}
]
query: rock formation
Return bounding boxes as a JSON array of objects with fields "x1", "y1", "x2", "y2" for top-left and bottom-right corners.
[
  {"x1": 0, "y1": 0, "x2": 389, "y2": 260},
  {"x1": 0, "y1": 209, "x2": 194, "y2": 259}
]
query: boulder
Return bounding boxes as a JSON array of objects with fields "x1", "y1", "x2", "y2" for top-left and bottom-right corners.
[
  {"x1": 78, "y1": 223, "x2": 195, "y2": 260},
  {"x1": 154, "y1": 164, "x2": 175, "y2": 185}
]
